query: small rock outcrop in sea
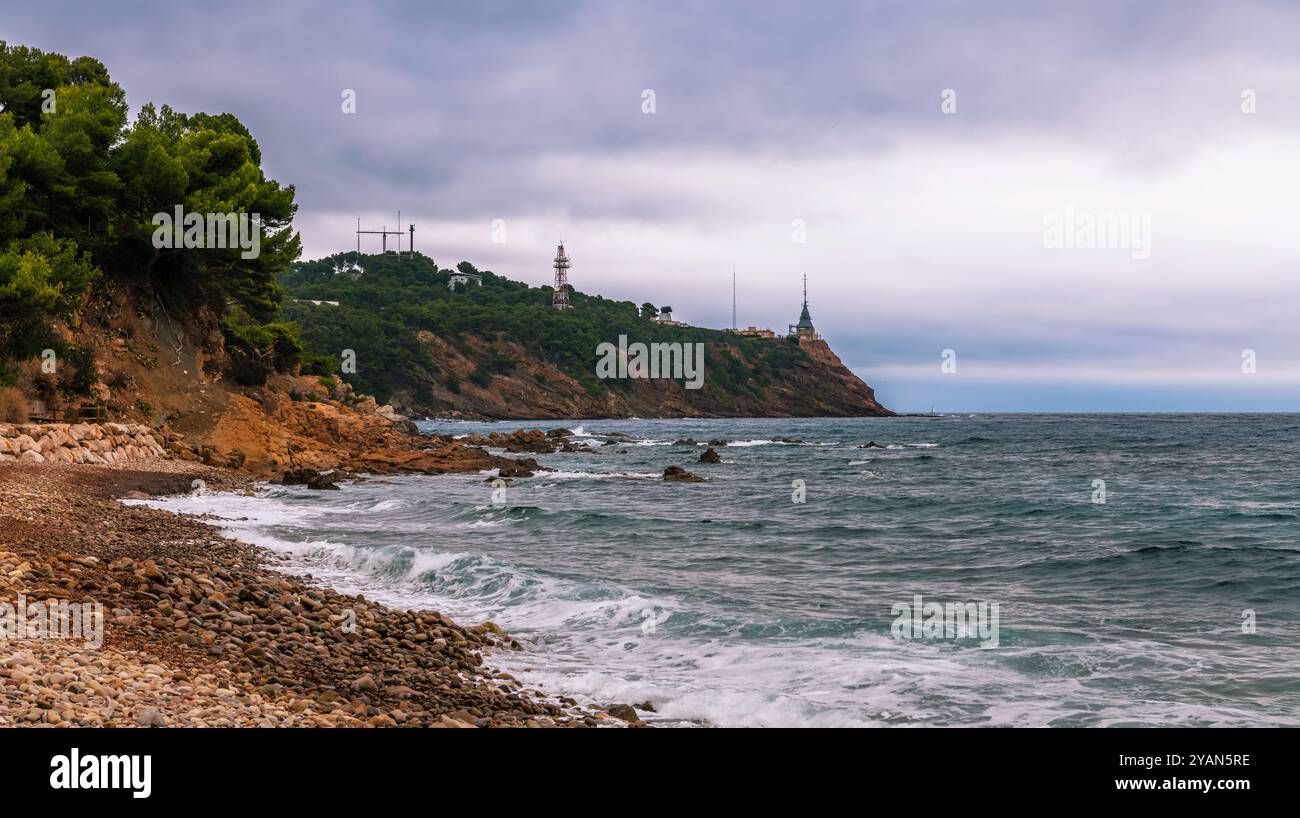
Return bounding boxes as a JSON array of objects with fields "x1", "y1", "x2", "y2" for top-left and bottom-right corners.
[
  {"x1": 546, "y1": 428, "x2": 572, "y2": 438},
  {"x1": 497, "y1": 461, "x2": 535, "y2": 479},
  {"x1": 663, "y1": 465, "x2": 705, "y2": 483},
  {"x1": 698, "y1": 448, "x2": 721, "y2": 464},
  {"x1": 707, "y1": 439, "x2": 729, "y2": 447},
  {"x1": 858, "y1": 441, "x2": 886, "y2": 449},
  {"x1": 672, "y1": 438, "x2": 697, "y2": 446},
  {"x1": 281, "y1": 468, "x2": 343, "y2": 490},
  {"x1": 461, "y1": 429, "x2": 559, "y2": 453}
]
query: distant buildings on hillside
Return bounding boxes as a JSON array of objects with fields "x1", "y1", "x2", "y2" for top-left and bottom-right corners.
[
  {"x1": 654, "y1": 306, "x2": 683, "y2": 326},
  {"x1": 448, "y1": 270, "x2": 482, "y2": 290},
  {"x1": 441, "y1": 243, "x2": 820, "y2": 342},
  {"x1": 727, "y1": 274, "x2": 819, "y2": 341}
]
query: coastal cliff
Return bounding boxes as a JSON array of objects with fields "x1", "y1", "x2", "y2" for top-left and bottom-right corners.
[{"x1": 280, "y1": 252, "x2": 892, "y2": 420}]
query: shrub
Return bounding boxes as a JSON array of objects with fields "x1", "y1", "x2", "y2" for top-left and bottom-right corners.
[{"x1": 0, "y1": 386, "x2": 30, "y2": 422}]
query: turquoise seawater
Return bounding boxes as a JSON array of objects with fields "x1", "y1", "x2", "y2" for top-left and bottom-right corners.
[{"x1": 147, "y1": 414, "x2": 1300, "y2": 726}]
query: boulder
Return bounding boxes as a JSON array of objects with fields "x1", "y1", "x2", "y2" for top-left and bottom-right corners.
[
  {"x1": 698, "y1": 448, "x2": 721, "y2": 464},
  {"x1": 604, "y1": 703, "x2": 642, "y2": 723}
]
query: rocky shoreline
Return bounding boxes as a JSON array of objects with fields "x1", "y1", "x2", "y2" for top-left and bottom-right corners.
[{"x1": 0, "y1": 459, "x2": 612, "y2": 728}]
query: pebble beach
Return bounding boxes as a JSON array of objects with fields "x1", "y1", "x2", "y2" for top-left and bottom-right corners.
[{"x1": 0, "y1": 460, "x2": 604, "y2": 728}]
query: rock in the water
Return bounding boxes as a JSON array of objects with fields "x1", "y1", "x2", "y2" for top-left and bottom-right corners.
[
  {"x1": 497, "y1": 462, "x2": 534, "y2": 479},
  {"x1": 698, "y1": 448, "x2": 721, "y2": 464},
  {"x1": 605, "y1": 703, "x2": 641, "y2": 723},
  {"x1": 672, "y1": 438, "x2": 697, "y2": 446},
  {"x1": 663, "y1": 466, "x2": 705, "y2": 483},
  {"x1": 281, "y1": 468, "x2": 342, "y2": 490},
  {"x1": 858, "y1": 441, "x2": 886, "y2": 449}
]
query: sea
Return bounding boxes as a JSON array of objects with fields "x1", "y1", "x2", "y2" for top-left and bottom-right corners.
[{"x1": 142, "y1": 414, "x2": 1300, "y2": 727}]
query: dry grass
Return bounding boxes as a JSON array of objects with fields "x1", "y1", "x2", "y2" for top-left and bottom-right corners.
[{"x1": 0, "y1": 386, "x2": 29, "y2": 423}]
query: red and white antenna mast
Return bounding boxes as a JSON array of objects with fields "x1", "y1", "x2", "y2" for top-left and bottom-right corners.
[{"x1": 552, "y1": 241, "x2": 571, "y2": 309}]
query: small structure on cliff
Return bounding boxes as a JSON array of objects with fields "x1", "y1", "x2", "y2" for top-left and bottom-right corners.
[
  {"x1": 654, "y1": 306, "x2": 683, "y2": 326},
  {"x1": 788, "y1": 274, "x2": 821, "y2": 341},
  {"x1": 448, "y1": 271, "x2": 482, "y2": 291}
]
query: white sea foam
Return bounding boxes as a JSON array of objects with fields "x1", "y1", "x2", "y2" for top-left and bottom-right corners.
[
  {"x1": 537, "y1": 470, "x2": 660, "y2": 480},
  {"x1": 126, "y1": 472, "x2": 1297, "y2": 730}
]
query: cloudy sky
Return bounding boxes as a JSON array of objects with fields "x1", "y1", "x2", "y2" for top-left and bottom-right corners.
[{"x1": 7, "y1": 0, "x2": 1300, "y2": 411}]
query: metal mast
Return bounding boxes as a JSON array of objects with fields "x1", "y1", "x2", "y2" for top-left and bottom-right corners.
[
  {"x1": 552, "y1": 241, "x2": 571, "y2": 309},
  {"x1": 732, "y1": 265, "x2": 737, "y2": 329}
]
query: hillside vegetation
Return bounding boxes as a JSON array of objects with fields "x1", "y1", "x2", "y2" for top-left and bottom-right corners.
[
  {"x1": 0, "y1": 41, "x2": 308, "y2": 421},
  {"x1": 279, "y1": 252, "x2": 891, "y2": 418}
]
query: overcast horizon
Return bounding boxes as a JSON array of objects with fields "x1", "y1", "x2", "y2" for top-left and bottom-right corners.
[{"x1": 6, "y1": 0, "x2": 1299, "y2": 412}]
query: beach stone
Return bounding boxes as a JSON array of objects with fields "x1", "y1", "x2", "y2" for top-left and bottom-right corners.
[{"x1": 351, "y1": 674, "x2": 378, "y2": 693}]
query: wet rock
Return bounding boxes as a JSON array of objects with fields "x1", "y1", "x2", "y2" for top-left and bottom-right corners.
[
  {"x1": 281, "y1": 468, "x2": 342, "y2": 490},
  {"x1": 672, "y1": 438, "x2": 697, "y2": 446},
  {"x1": 605, "y1": 703, "x2": 641, "y2": 723},
  {"x1": 497, "y1": 462, "x2": 534, "y2": 479},
  {"x1": 663, "y1": 466, "x2": 705, "y2": 483},
  {"x1": 698, "y1": 448, "x2": 721, "y2": 464},
  {"x1": 858, "y1": 441, "x2": 886, "y2": 449}
]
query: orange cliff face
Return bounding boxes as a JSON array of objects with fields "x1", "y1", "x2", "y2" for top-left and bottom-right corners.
[
  {"x1": 165, "y1": 376, "x2": 511, "y2": 477},
  {"x1": 791, "y1": 336, "x2": 893, "y2": 417}
]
